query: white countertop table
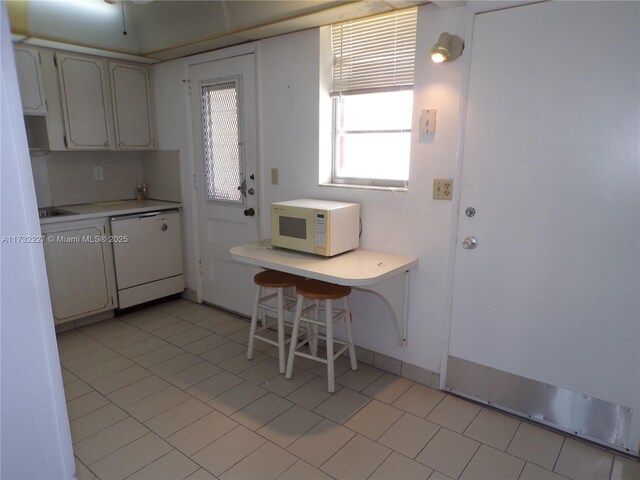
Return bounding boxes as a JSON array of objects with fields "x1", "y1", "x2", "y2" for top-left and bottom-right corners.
[
  {"x1": 230, "y1": 240, "x2": 418, "y2": 345},
  {"x1": 39, "y1": 200, "x2": 182, "y2": 225}
]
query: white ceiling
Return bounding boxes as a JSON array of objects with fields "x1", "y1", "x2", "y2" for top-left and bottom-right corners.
[{"x1": 10, "y1": 0, "x2": 427, "y2": 62}]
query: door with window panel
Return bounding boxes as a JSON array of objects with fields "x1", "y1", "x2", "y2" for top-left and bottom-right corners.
[{"x1": 190, "y1": 54, "x2": 259, "y2": 314}]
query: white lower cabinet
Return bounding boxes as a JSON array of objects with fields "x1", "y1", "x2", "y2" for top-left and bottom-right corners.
[{"x1": 42, "y1": 218, "x2": 117, "y2": 323}]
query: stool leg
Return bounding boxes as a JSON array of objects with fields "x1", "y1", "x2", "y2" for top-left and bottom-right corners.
[
  {"x1": 343, "y1": 296, "x2": 357, "y2": 371},
  {"x1": 326, "y1": 299, "x2": 335, "y2": 393},
  {"x1": 309, "y1": 300, "x2": 319, "y2": 356},
  {"x1": 277, "y1": 287, "x2": 286, "y2": 374},
  {"x1": 247, "y1": 285, "x2": 262, "y2": 360},
  {"x1": 285, "y1": 295, "x2": 304, "y2": 379}
]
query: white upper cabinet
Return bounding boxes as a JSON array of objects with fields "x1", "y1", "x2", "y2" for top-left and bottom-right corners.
[
  {"x1": 109, "y1": 62, "x2": 156, "y2": 150},
  {"x1": 16, "y1": 47, "x2": 157, "y2": 151},
  {"x1": 56, "y1": 52, "x2": 115, "y2": 150},
  {"x1": 14, "y1": 45, "x2": 47, "y2": 115}
]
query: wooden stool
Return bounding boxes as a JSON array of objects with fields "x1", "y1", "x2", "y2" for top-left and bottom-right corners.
[
  {"x1": 285, "y1": 279, "x2": 357, "y2": 392},
  {"x1": 247, "y1": 270, "x2": 304, "y2": 373}
]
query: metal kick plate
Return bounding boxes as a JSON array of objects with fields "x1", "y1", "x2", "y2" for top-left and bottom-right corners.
[{"x1": 446, "y1": 356, "x2": 635, "y2": 455}]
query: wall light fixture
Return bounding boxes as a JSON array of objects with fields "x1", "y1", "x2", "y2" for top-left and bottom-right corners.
[{"x1": 430, "y1": 33, "x2": 464, "y2": 63}]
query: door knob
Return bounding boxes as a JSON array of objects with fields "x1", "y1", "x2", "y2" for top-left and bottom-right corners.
[
  {"x1": 244, "y1": 208, "x2": 255, "y2": 217},
  {"x1": 462, "y1": 236, "x2": 477, "y2": 249}
]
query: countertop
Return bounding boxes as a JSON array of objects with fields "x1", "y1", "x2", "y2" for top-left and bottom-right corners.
[
  {"x1": 39, "y1": 199, "x2": 182, "y2": 225},
  {"x1": 230, "y1": 239, "x2": 418, "y2": 286}
]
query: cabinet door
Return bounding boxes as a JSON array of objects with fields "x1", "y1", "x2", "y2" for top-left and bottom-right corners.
[
  {"x1": 34, "y1": 48, "x2": 67, "y2": 151},
  {"x1": 14, "y1": 46, "x2": 47, "y2": 115},
  {"x1": 109, "y1": 62, "x2": 156, "y2": 150},
  {"x1": 56, "y1": 52, "x2": 114, "y2": 150},
  {"x1": 42, "y1": 221, "x2": 117, "y2": 322}
]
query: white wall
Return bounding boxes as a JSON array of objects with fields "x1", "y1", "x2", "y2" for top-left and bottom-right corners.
[
  {"x1": 0, "y1": 4, "x2": 74, "y2": 478},
  {"x1": 152, "y1": 59, "x2": 199, "y2": 293},
  {"x1": 153, "y1": 4, "x2": 466, "y2": 376},
  {"x1": 256, "y1": 5, "x2": 466, "y2": 373}
]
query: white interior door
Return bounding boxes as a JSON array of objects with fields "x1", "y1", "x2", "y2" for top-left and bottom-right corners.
[
  {"x1": 190, "y1": 54, "x2": 259, "y2": 315},
  {"x1": 449, "y1": 1, "x2": 639, "y2": 452}
]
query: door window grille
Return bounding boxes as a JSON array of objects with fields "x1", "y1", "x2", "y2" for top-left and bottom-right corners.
[{"x1": 201, "y1": 80, "x2": 243, "y2": 203}]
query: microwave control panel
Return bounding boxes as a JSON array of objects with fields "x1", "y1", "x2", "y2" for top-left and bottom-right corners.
[{"x1": 314, "y1": 212, "x2": 326, "y2": 248}]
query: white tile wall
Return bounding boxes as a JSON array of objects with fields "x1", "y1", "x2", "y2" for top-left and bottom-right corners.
[
  {"x1": 30, "y1": 150, "x2": 181, "y2": 208},
  {"x1": 40, "y1": 151, "x2": 142, "y2": 206},
  {"x1": 141, "y1": 150, "x2": 182, "y2": 202}
]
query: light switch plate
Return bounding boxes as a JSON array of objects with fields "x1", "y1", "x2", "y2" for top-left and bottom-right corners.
[
  {"x1": 433, "y1": 178, "x2": 453, "y2": 200},
  {"x1": 93, "y1": 166, "x2": 104, "y2": 181},
  {"x1": 271, "y1": 168, "x2": 279, "y2": 185},
  {"x1": 421, "y1": 109, "x2": 437, "y2": 134}
]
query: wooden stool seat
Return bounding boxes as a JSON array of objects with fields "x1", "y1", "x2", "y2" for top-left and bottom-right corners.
[
  {"x1": 254, "y1": 270, "x2": 304, "y2": 288},
  {"x1": 296, "y1": 279, "x2": 351, "y2": 300},
  {"x1": 247, "y1": 270, "x2": 304, "y2": 374},
  {"x1": 286, "y1": 279, "x2": 357, "y2": 392}
]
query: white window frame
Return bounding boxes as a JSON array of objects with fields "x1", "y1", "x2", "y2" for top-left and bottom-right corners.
[
  {"x1": 331, "y1": 91, "x2": 413, "y2": 188},
  {"x1": 329, "y1": 8, "x2": 417, "y2": 188}
]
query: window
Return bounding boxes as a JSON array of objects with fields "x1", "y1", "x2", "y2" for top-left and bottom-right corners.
[
  {"x1": 330, "y1": 8, "x2": 417, "y2": 187},
  {"x1": 201, "y1": 79, "x2": 243, "y2": 203}
]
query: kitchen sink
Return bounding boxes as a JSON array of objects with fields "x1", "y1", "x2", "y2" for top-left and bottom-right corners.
[{"x1": 38, "y1": 207, "x2": 73, "y2": 218}]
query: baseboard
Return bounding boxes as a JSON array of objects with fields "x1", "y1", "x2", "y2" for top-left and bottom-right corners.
[
  {"x1": 181, "y1": 288, "x2": 198, "y2": 303},
  {"x1": 446, "y1": 355, "x2": 636, "y2": 456},
  {"x1": 54, "y1": 310, "x2": 114, "y2": 333}
]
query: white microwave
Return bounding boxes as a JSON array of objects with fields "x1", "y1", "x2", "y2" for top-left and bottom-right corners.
[{"x1": 271, "y1": 199, "x2": 360, "y2": 256}]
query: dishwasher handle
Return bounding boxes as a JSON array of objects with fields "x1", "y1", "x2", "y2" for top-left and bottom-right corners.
[{"x1": 110, "y1": 209, "x2": 179, "y2": 222}]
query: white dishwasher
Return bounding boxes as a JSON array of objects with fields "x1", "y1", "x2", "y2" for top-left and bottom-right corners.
[{"x1": 110, "y1": 209, "x2": 184, "y2": 309}]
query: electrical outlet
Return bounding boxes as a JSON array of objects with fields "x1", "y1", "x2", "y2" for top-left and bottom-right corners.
[
  {"x1": 271, "y1": 168, "x2": 279, "y2": 185},
  {"x1": 93, "y1": 166, "x2": 104, "y2": 181},
  {"x1": 433, "y1": 178, "x2": 453, "y2": 200}
]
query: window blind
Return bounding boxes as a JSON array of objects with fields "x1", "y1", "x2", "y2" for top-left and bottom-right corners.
[{"x1": 331, "y1": 8, "x2": 417, "y2": 96}]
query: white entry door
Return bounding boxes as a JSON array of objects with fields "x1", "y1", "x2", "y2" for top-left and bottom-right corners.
[
  {"x1": 190, "y1": 54, "x2": 259, "y2": 315},
  {"x1": 448, "y1": 2, "x2": 639, "y2": 452}
]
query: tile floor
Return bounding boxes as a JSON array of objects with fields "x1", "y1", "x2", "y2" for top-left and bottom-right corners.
[{"x1": 59, "y1": 299, "x2": 639, "y2": 480}]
